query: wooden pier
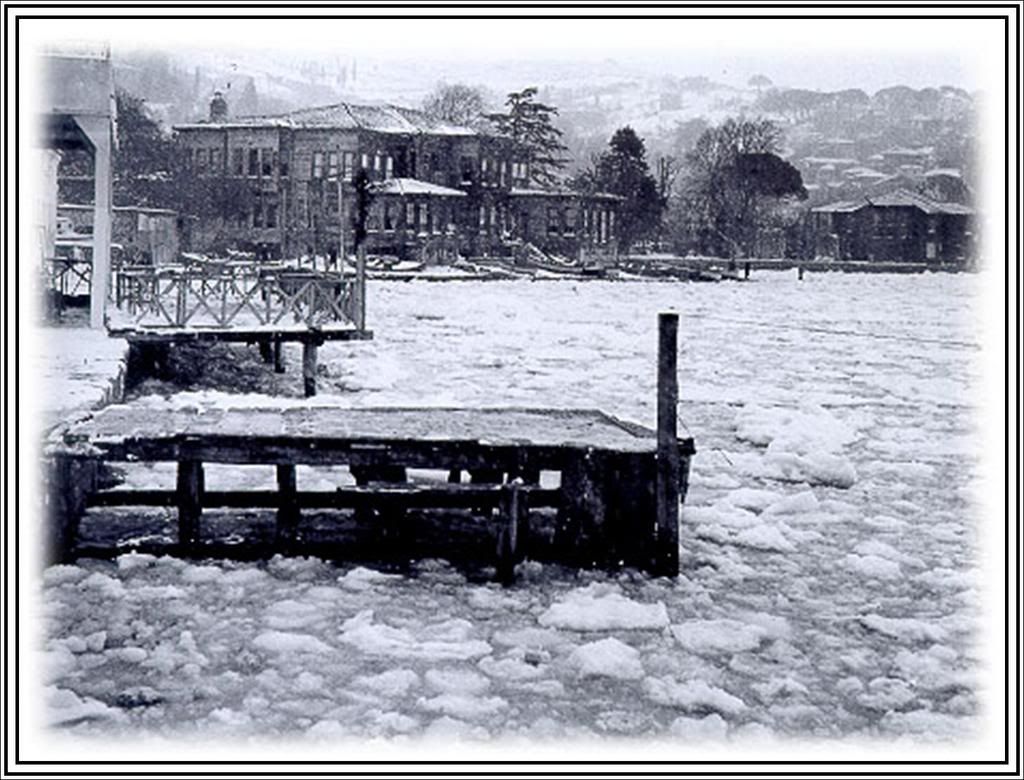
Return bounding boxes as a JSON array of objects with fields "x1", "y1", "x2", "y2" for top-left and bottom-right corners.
[
  {"x1": 47, "y1": 315, "x2": 694, "y2": 581},
  {"x1": 108, "y1": 259, "x2": 372, "y2": 396}
]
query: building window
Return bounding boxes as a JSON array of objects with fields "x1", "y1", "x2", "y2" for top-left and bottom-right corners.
[
  {"x1": 280, "y1": 155, "x2": 289, "y2": 177},
  {"x1": 209, "y1": 148, "x2": 221, "y2": 173},
  {"x1": 481, "y1": 157, "x2": 490, "y2": 185},
  {"x1": 343, "y1": 152, "x2": 355, "y2": 180},
  {"x1": 479, "y1": 205, "x2": 487, "y2": 233},
  {"x1": 195, "y1": 148, "x2": 208, "y2": 173},
  {"x1": 261, "y1": 149, "x2": 274, "y2": 177},
  {"x1": 405, "y1": 202, "x2": 416, "y2": 231},
  {"x1": 383, "y1": 203, "x2": 394, "y2": 232},
  {"x1": 385, "y1": 156, "x2": 394, "y2": 180},
  {"x1": 548, "y1": 207, "x2": 560, "y2": 236},
  {"x1": 266, "y1": 202, "x2": 277, "y2": 228},
  {"x1": 461, "y1": 156, "x2": 475, "y2": 185},
  {"x1": 328, "y1": 152, "x2": 339, "y2": 179},
  {"x1": 419, "y1": 202, "x2": 429, "y2": 233},
  {"x1": 361, "y1": 153, "x2": 370, "y2": 171},
  {"x1": 500, "y1": 161, "x2": 508, "y2": 187},
  {"x1": 252, "y1": 200, "x2": 263, "y2": 228},
  {"x1": 232, "y1": 148, "x2": 244, "y2": 176},
  {"x1": 312, "y1": 152, "x2": 324, "y2": 179},
  {"x1": 248, "y1": 149, "x2": 260, "y2": 176},
  {"x1": 563, "y1": 207, "x2": 576, "y2": 236}
]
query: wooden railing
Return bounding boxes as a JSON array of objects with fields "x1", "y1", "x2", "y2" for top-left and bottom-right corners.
[
  {"x1": 112, "y1": 262, "x2": 364, "y2": 330},
  {"x1": 45, "y1": 256, "x2": 93, "y2": 299}
]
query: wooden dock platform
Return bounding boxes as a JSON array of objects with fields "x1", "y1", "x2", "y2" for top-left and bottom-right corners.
[{"x1": 50, "y1": 404, "x2": 695, "y2": 581}]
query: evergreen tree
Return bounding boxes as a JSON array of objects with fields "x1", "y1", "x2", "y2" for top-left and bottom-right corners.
[
  {"x1": 575, "y1": 126, "x2": 664, "y2": 252},
  {"x1": 486, "y1": 87, "x2": 569, "y2": 187}
]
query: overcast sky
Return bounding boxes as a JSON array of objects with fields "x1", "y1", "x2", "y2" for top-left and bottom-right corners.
[{"x1": 23, "y1": 15, "x2": 1001, "y2": 94}]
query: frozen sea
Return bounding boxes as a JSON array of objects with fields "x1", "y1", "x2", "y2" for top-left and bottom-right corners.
[{"x1": 36, "y1": 272, "x2": 1000, "y2": 754}]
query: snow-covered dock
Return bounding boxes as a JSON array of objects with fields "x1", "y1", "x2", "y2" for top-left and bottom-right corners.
[
  {"x1": 47, "y1": 315, "x2": 694, "y2": 581},
  {"x1": 34, "y1": 326, "x2": 130, "y2": 433}
]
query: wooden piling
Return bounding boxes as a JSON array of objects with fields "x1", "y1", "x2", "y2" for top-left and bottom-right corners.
[
  {"x1": 744, "y1": 262, "x2": 751, "y2": 279},
  {"x1": 798, "y1": 265, "x2": 805, "y2": 281},
  {"x1": 496, "y1": 481, "x2": 526, "y2": 585},
  {"x1": 258, "y1": 340, "x2": 273, "y2": 364},
  {"x1": 276, "y1": 464, "x2": 299, "y2": 549},
  {"x1": 177, "y1": 459, "x2": 203, "y2": 552},
  {"x1": 273, "y1": 340, "x2": 285, "y2": 374},
  {"x1": 302, "y1": 342, "x2": 319, "y2": 397},
  {"x1": 654, "y1": 312, "x2": 680, "y2": 576}
]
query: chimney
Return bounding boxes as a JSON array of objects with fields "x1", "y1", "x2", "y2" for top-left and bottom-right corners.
[{"x1": 209, "y1": 91, "x2": 228, "y2": 122}]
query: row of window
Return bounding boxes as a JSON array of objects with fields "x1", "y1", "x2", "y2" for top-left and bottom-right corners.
[{"x1": 190, "y1": 145, "x2": 530, "y2": 187}]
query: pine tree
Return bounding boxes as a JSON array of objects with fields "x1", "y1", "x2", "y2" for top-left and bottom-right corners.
[{"x1": 486, "y1": 87, "x2": 569, "y2": 187}]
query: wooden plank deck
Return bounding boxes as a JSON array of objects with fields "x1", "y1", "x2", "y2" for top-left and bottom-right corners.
[{"x1": 50, "y1": 403, "x2": 695, "y2": 580}]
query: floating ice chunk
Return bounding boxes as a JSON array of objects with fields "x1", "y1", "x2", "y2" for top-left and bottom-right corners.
[
  {"x1": 337, "y1": 566, "x2": 402, "y2": 591},
  {"x1": 671, "y1": 619, "x2": 769, "y2": 656},
  {"x1": 306, "y1": 719, "x2": 347, "y2": 739},
  {"x1": 468, "y1": 586, "x2": 527, "y2": 611},
  {"x1": 264, "y1": 599, "x2": 326, "y2": 630},
  {"x1": 914, "y1": 568, "x2": 975, "y2": 591},
  {"x1": 253, "y1": 630, "x2": 334, "y2": 655},
  {"x1": 732, "y1": 525, "x2": 797, "y2": 553},
  {"x1": 538, "y1": 586, "x2": 669, "y2": 631},
  {"x1": 643, "y1": 676, "x2": 747, "y2": 717},
  {"x1": 418, "y1": 693, "x2": 508, "y2": 719},
  {"x1": 491, "y1": 627, "x2": 567, "y2": 650},
  {"x1": 761, "y1": 449, "x2": 858, "y2": 489},
  {"x1": 181, "y1": 564, "x2": 224, "y2": 584},
  {"x1": 353, "y1": 669, "x2": 420, "y2": 697},
  {"x1": 844, "y1": 554, "x2": 902, "y2": 580},
  {"x1": 208, "y1": 707, "x2": 252, "y2": 728},
  {"x1": 668, "y1": 713, "x2": 729, "y2": 740},
  {"x1": 294, "y1": 671, "x2": 325, "y2": 693},
  {"x1": 79, "y1": 572, "x2": 125, "y2": 598},
  {"x1": 725, "y1": 488, "x2": 781, "y2": 513},
  {"x1": 858, "y1": 614, "x2": 948, "y2": 644},
  {"x1": 513, "y1": 679, "x2": 565, "y2": 697},
  {"x1": 856, "y1": 677, "x2": 916, "y2": 711},
  {"x1": 371, "y1": 710, "x2": 420, "y2": 734},
  {"x1": 45, "y1": 686, "x2": 125, "y2": 726},
  {"x1": 131, "y1": 585, "x2": 187, "y2": 601},
  {"x1": 734, "y1": 403, "x2": 857, "y2": 453},
  {"x1": 43, "y1": 565, "x2": 89, "y2": 587},
  {"x1": 567, "y1": 637, "x2": 644, "y2": 680},
  {"x1": 425, "y1": 668, "x2": 491, "y2": 695},
  {"x1": 221, "y1": 568, "x2": 270, "y2": 586},
  {"x1": 893, "y1": 647, "x2": 969, "y2": 692},
  {"x1": 109, "y1": 646, "x2": 148, "y2": 664},
  {"x1": 686, "y1": 504, "x2": 761, "y2": 530},
  {"x1": 478, "y1": 653, "x2": 547, "y2": 681},
  {"x1": 339, "y1": 610, "x2": 491, "y2": 661},
  {"x1": 423, "y1": 715, "x2": 489, "y2": 740},
  {"x1": 762, "y1": 491, "x2": 820, "y2": 516},
  {"x1": 853, "y1": 540, "x2": 924, "y2": 568},
  {"x1": 41, "y1": 646, "x2": 77, "y2": 683},
  {"x1": 753, "y1": 676, "x2": 810, "y2": 703},
  {"x1": 116, "y1": 552, "x2": 157, "y2": 572}
]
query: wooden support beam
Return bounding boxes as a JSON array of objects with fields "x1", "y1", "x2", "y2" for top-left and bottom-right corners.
[
  {"x1": 276, "y1": 464, "x2": 299, "y2": 549},
  {"x1": 273, "y1": 340, "x2": 285, "y2": 374},
  {"x1": 557, "y1": 450, "x2": 608, "y2": 568},
  {"x1": 48, "y1": 456, "x2": 96, "y2": 563},
  {"x1": 496, "y1": 481, "x2": 527, "y2": 585},
  {"x1": 177, "y1": 459, "x2": 203, "y2": 553},
  {"x1": 258, "y1": 340, "x2": 273, "y2": 364},
  {"x1": 302, "y1": 342, "x2": 319, "y2": 397},
  {"x1": 654, "y1": 312, "x2": 680, "y2": 577}
]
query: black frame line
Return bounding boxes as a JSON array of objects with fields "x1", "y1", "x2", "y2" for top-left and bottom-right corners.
[{"x1": 4, "y1": 2, "x2": 1019, "y2": 777}]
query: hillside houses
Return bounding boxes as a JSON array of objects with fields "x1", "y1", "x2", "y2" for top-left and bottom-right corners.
[{"x1": 173, "y1": 96, "x2": 619, "y2": 261}]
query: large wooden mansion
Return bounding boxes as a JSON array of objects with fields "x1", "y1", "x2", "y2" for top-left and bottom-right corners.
[{"x1": 173, "y1": 95, "x2": 619, "y2": 262}]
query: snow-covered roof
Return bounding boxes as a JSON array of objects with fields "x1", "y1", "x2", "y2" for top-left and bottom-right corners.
[
  {"x1": 174, "y1": 101, "x2": 476, "y2": 136},
  {"x1": 813, "y1": 188, "x2": 974, "y2": 215},
  {"x1": 371, "y1": 178, "x2": 467, "y2": 197},
  {"x1": 510, "y1": 187, "x2": 621, "y2": 201}
]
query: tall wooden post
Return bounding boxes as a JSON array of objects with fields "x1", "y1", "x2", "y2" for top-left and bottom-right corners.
[
  {"x1": 276, "y1": 464, "x2": 299, "y2": 549},
  {"x1": 302, "y1": 341, "x2": 319, "y2": 397},
  {"x1": 356, "y1": 244, "x2": 367, "y2": 330},
  {"x1": 654, "y1": 312, "x2": 680, "y2": 576},
  {"x1": 177, "y1": 459, "x2": 203, "y2": 553}
]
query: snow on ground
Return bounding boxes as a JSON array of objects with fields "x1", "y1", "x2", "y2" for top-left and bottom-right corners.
[{"x1": 39, "y1": 273, "x2": 985, "y2": 744}]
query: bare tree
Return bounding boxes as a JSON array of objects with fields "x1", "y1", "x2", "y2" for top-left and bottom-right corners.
[{"x1": 422, "y1": 82, "x2": 486, "y2": 126}]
